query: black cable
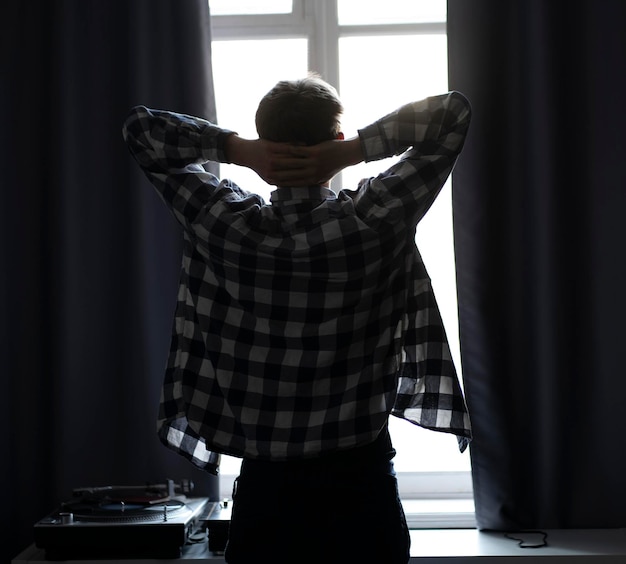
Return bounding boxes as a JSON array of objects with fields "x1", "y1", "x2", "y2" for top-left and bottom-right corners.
[{"x1": 504, "y1": 530, "x2": 548, "y2": 548}]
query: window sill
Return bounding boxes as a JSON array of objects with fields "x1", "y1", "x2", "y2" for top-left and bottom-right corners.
[
  {"x1": 402, "y1": 498, "x2": 476, "y2": 529},
  {"x1": 13, "y1": 529, "x2": 626, "y2": 562},
  {"x1": 406, "y1": 528, "x2": 626, "y2": 562}
]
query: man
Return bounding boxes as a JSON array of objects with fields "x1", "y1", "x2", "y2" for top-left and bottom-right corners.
[{"x1": 123, "y1": 75, "x2": 472, "y2": 564}]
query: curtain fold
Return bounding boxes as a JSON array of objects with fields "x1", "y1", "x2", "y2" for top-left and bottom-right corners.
[
  {"x1": 2, "y1": 2, "x2": 218, "y2": 561},
  {"x1": 448, "y1": 0, "x2": 626, "y2": 530}
]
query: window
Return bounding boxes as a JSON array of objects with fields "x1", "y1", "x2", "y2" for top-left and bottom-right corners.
[{"x1": 209, "y1": 0, "x2": 472, "y2": 518}]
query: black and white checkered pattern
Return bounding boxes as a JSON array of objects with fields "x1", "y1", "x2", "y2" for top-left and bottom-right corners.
[{"x1": 123, "y1": 92, "x2": 472, "y2": 474}]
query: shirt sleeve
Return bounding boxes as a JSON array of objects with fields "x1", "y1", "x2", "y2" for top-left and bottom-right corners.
[
  {"x1": 122, "y1": 106, "x2": 237, "y2": 225},
  {"x1": 354, "y1": 91, "x2": 471, "y2": 227}
]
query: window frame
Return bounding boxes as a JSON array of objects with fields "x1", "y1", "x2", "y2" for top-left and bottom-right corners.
[
  {"x1": 210, "y1": 0, "x2": 447, "y2": 89},
  {"x1": 209, "y1": 0, "x2": 473, "y2": 515}
]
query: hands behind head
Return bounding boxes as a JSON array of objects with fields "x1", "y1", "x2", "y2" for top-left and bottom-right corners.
[
  {"x1": 261, "y1": 139, "x2": 352, "y2": 187},
  {"x1": 225, "y1": 135, "x2": 363, "y2": 187}
]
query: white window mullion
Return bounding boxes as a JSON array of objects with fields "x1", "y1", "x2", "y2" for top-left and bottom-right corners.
[
  {"x1": 305, "y1": 0, "x2": 343, "y2": 189},
  {"x1": 338, "y1": 21, "x2": 446, "y2": 37},
  {"x1": 306, "y1": 0, "x2": 339, "y2": 87}
]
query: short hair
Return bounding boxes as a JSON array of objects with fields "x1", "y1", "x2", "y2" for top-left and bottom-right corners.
[{"x1": 255, "y1": 74, "x2": 343, "y2": 146}]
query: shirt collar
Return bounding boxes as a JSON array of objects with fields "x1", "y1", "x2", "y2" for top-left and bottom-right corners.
[{"x1": 269, "y1": 186, "x2": 335, "y2": 205}]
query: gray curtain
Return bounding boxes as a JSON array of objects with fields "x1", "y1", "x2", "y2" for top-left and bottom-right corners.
[
  {"x1": 1, "y1": 2, "x2": 218, "y2": 561},
  {"x1": 448, "y1": 0, "x2": 626, "y2": 530}
]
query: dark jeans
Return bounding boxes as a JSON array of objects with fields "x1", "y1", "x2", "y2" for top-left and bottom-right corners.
[{"x1": 224, "y1": 426, "x2": 410, "y2": 564}]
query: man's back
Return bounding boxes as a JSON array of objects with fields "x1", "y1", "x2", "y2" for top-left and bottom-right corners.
[
  {"x1": 123, "y1": 82, "x2": 472, "y2": 564},
  {"x1": 122, "y1": 90, "x2": 471, "y2": 471}
]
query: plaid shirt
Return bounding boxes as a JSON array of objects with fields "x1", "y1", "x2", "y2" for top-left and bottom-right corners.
[{"x1": 123, "y1": 91, "x2": 472, "y2": 475}]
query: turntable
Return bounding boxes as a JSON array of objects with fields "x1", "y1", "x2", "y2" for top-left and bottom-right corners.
[{"x1": 33, "y1": 479, "x2": 210, "y2": 560}]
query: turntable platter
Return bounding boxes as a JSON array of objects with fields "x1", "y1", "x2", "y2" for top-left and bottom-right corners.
[{"x1": 62, "y1": 498, "x2": 187, "y2": 522}]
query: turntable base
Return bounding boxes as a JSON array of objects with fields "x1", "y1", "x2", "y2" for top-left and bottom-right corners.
[{"x1": 34, "y1": 496, "x2": 210, "y2": 560}]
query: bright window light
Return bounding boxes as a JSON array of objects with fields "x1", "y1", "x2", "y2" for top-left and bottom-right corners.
[
  {"x1": 212, "y1": 38, "x2": 308, "y2": 203},
  {"x1": 210, "y1": 0, "x2": 293, "y2": 16},
  {"x1": 209, "y1": 0, "x2": 472, "y2": 490},
  {"x1": 337, "y1": 0, "x2": 446, "y2": 25}
]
